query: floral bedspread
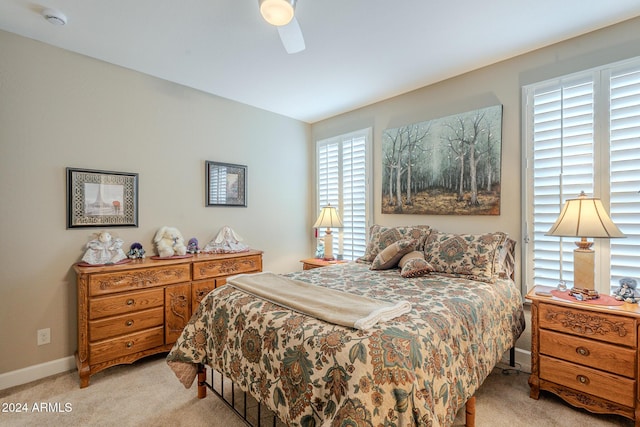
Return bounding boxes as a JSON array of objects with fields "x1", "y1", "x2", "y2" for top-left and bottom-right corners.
[{"x1": 167, "y1": 262, "x2": 525, "y2": 427}]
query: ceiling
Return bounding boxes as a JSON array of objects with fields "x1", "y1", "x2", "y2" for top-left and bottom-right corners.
[{"x1": 1, "y1": 1, "x2": 640, "y2": 123}]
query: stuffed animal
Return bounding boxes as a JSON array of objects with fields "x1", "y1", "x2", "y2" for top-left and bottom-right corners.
[
  {"x1": 82, "y1": 231, "x2": 127, "y2": 265},
  {"x1": 127, "y1": 242, "x2": 146, "y2": 259},
  {"x1": 614, "y1": 277, "x2": 638, "y2": 303},
  {"x1": 153, "y1": 226, "x2": 187, "y2": 258},
  {"x1": 186, "y1": 237, "x2": 200, "y2": 254}
]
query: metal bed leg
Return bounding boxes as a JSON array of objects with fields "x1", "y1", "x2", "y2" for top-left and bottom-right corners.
[{"x1": 509, "y1": 347, "x2": 515, "y2": 367}]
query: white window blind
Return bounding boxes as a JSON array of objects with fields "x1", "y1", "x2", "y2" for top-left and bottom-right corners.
[
  {"x1": 524, "y1": 58, "x2": 640, "y2": 294},
  {"x1": 316, "y1": 129, "x2": 371, "y2": 260},
  {"x1": 610, "y1": 65, "x2": 640, "y2": 284}
]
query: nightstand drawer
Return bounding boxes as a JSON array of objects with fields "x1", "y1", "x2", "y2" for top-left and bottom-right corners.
[
  {"x1": 89, "y1": 307, "x2": 164, "y2": 341},
  {"x1": 89, "y1": 288, "x2": 164, "y2": 320},
  {"x1": 89, "y1": 326, "x2": 165, "y2": 365},
  {"x1": 539, "y1": 302, "x2": 636, "y2": 347},
  {"x1": 540, "y1": 355, "x2": 635, "y2": 407},
  {"x1": 540, "y1": 329, "x2": 635, "y2": 378}
]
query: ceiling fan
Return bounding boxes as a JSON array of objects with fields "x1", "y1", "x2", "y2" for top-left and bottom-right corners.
[{"x1": 258, "y1": 0, "x2": 306, "y2": 54}]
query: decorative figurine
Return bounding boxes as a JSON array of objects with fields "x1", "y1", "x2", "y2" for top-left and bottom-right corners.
[
  {"x1": 153, "y1": 226, "x2": 187, "y2": 257},
  {"x1": 187, "y1": 237, "x2": 200, "y2": 254},
  {"x1": 203, "y1": 226, "x2": 249, "y2": 253},
  {"x1": 127, "y1": 242, "x2": 146, "y2": 259},
  {"x1": 614, "y1": 277, "x2": 638, "y2": 303},
  {"x1": 82, "y1": 231, "x2": 127, "y2": 265}
]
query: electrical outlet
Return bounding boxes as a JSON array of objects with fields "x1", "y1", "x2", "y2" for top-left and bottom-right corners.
[{"x1": 37, "y1": 328, "x2": 51, "y2": 346}]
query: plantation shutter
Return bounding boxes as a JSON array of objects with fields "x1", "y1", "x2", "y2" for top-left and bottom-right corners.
[
  {"x1": 528, "y1": 75, "x2": 595, "y2": 287},
  {"x1": 316, "y1": 129, "x2": 371, "y2": 260},
  {"x1": 524, "y1": 57, "x2": 640, "y2": 294},
  {"x1": 609, "y1": 64, "x2": 640, "y2": 285}
]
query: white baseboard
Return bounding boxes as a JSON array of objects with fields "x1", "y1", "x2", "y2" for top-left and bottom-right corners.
[{"x1": 0, "y1": 356, "x2": 76, "y2": 391}]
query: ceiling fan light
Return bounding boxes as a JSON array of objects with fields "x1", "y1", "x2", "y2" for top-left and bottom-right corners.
[{"x1": 259, "y1": 0, "x2": 295, "y2": 26}]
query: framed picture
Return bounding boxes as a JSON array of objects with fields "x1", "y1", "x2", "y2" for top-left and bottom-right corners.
[
  {"x1": 206, "y1": 161, "x2": 247, "y2": 207},
  {"x1": 382, "y1": 104, "x2": 503, "y2": 215},
  {"x1": 66, "y1": 168, "x2": 139, "y2": 228}
]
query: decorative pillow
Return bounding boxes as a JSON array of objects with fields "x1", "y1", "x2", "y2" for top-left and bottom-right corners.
[
  {"x1": 358, "y1": 225, "x2": 431, "y2": 263},
  {"x1": 496, "y1": 238, "x2": 516, "y2": 280},
  {"x1": 423, "y1": 231, "x2": 507, "y2": 283},
  {"x1": 399, "y1": 251, "x2": 434, "y2": 278},
  {"x1": 370, "y1": 239, "x2": 416, "y2": 270}
]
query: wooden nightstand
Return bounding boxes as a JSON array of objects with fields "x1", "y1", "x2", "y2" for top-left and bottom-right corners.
[
  {"x1": 527, "y1": 285, "x2": 640, "y2": 425},
  {"x1": 300, "y1": 258, "x2": 347, "y2": 270}
]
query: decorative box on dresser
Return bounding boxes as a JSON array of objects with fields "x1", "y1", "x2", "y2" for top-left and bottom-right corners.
[
  {"x1": 75, "y1": 249, "x2": 262, "y2": 388},
  {"x1": 527, "y1": 285, "x2": 640, "y2": 426}
]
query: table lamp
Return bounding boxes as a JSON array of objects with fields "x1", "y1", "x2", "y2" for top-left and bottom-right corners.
[
  {"x1": 546, "y1": 191, "x2": 625, "y2": 290},
  {"x1": 313, "y1": 204, "x2": 343, "y2": 261}
]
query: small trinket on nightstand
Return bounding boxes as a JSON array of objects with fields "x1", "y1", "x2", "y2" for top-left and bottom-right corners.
[
  {"x1": 557, "y1": 280, "x2": 567, "y2": 292},
  {"x1": 613, "y1": 277, "x2": 638, "y2": 304}
]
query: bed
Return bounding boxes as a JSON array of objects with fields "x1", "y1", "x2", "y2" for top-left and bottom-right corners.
[{"x1": 167, "y1": 226, "x2": 525, "y2": 427}]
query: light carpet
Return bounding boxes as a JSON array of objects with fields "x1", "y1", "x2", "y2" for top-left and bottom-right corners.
[{"x1": 0, "y1": 355, "x2": 632, "y2": 426}]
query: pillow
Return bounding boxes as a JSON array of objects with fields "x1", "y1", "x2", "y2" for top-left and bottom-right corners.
[
  {"x1": 370, "y1": 239, "x2": 416, "y2": 270},
  {"x1": 423, "y1": 231, "x2": 507, "y2": 283},
  {"x1": 358, "y1": 225, "x2": 431, "y2": 263},
  {"x1": 399, "y1": 251, "x2": 434, "y2": 278},
  {"x1": 496, "y1": 238, "x2": 516, "y2": 280}
]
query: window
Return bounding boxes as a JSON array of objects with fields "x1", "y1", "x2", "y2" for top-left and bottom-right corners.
[
  {"x1": 316, "y1": 128, "x2": 371, "y2": 260},
  {"x1": 523, "y1": 58, "x2": 640, "y2": 294}
]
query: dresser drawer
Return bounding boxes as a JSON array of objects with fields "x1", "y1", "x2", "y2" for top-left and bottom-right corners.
[
  {"x1": 89, "y1": 288, "x2": 164, "y2": 320},
  {"x1": 89, "y1": 327, "x2": 164, "y2": 365},
  {"x1": 89, "y1": 307, "x2": 164, "y2": 341},
  {"x1": 540, "y1": 329, "x2": 635, "y2": 378},
  {"x1": 540, "y1": 355, "x2": 635, "y2": 407},
  {"x1": 539, "y1": 303, "x2": 636, "y2": 347},
  {"x1": 193, "y1": 254, "x2": 262, "y2": 280},
  {"x1": 89, "y1": 264, "x2": 191, "y2": 296}
]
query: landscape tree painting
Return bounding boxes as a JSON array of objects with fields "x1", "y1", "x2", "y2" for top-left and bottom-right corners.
[{"x1": 382, "y1": 105, "x2": 503, "y2": 215}]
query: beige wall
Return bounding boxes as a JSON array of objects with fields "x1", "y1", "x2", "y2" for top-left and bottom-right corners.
[
  {"x1": 0, "y1": 30, "x2": 311, "y2": 374},
  {"x1": 311, "y1": 16, "x2": 640, "y2": 357}
]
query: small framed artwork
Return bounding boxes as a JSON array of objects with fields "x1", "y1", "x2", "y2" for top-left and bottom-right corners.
[
  {"x1": 66, "y1": 168, "x2": 139, "y2": 228},
  {"x1": 206, "y1": 161, "x2": 247, "y2": 207}
]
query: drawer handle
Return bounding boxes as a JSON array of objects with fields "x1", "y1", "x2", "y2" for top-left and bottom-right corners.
[
  {"x1": 126, "y1": 341, "x2": 134, "y2": 348},
  {"x1": 126, "y1": 299, "x2": 134, "y2": 306},
  {"x1": 576, "y1": 375, "x2": 589, "y2": 385},
  {"x1": 576, "y1": 346, "x2": 590, "y2": 357},
  {"x1": 125, "y1": 320, "x2": 134, "y2": 327}
]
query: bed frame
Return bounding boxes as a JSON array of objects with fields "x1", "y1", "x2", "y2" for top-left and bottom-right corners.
[{"x1": 195, "y1": 347, "x2": 516, "y2": 427}]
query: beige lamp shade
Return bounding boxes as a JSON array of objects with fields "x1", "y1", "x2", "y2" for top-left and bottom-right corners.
[
  {"x1": 546, "y1": 192, "x2": 625, "y2": 239},
  {"x1": 314, "y1": 205, "x2": 343, "y2": 261},
  {"x1": 546, "y1": 191, "x2": 624, "y2": 290},
  {"x1": 313, "y1": 205, "x2": 343, "y2": 229}
]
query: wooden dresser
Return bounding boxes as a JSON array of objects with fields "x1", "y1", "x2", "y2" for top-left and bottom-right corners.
[
  {"x1": 74, "y1": 250, "x2": 262, "y2": 388},
  {"x1": 527, "y1": 286, "x2": 640, "y2": 425}
]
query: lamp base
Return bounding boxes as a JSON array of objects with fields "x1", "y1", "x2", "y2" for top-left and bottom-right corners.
[
  {"x1": 573, "y1": 247, "x2": 595, "y2": 290},
  {"x1": 323, "y1": 230, "x2": 334, "y2": 261}
]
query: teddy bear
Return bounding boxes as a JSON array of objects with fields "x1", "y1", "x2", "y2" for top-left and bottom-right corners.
[
  {"x1": 153, "y1": 226, "x2": 187, "y2": 258},
  {"x1": 614, "y1": 277, "x2": 638, "y2": 303}
]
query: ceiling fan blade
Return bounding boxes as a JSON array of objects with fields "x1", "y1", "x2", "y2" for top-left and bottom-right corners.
[{"x1": 277, "y1": 16, "x2": 305, "y2": 54}]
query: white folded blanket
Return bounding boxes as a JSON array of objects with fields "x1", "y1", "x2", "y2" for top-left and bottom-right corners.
[{"x1": 227, "y1": 271, "x2": 411, "y2": 330}]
